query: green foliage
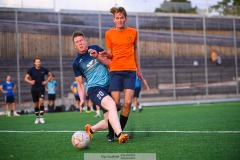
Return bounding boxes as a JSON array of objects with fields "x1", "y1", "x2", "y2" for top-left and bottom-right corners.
[
  {"x1": 0, "y1": 102, "x2": 240, "y2": 160},
  {"x1": 155, "y1": 0, "x2": 197, "y2": 14},
  {"x1": 210, "y1": 0, "x2": 240, "y2": 16}
]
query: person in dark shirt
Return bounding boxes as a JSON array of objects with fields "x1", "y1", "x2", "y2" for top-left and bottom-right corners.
[{"x1": 24, "y1": 57, "x2": 52, "y2": 124}]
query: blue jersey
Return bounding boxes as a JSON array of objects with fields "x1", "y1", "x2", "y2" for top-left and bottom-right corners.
[
  {"x1": 71, "y1": 81, "x2": 79, "y2": 96},
  {"x1": 1, "y1": 81, "x2": 14, "y2": 96},
  {"x1": 135, "y1": 76, "x2": 142, "y2": 88},
  {"x1": 72, "y1": 45, "x2": 109, "y2": 92},
  {"x1": 46, "y1": 80, "x2": 57, "y2": 94}
]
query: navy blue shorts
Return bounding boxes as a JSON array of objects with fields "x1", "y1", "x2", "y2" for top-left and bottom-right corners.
[
  {"x1": 74, "y1": 95, "x2": 80, "y2": 101},
  {"x1": 87, "y1": 86, "x2": 109, "y2": 113},
  {"x1": 5, "y1": 95, "x2": 15, "y2": 103},
  {"x1": 109, "y1": 71, "x2": 136, "y2": 92},
  {"x1": 134, "y1": 87, "x2": 141, "y2": 98}
]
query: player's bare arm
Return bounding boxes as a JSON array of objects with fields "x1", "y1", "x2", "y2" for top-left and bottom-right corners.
[
  {"x1": 134, "y1": 44, "x2": 143, "y2": 80},
  {"x1": 24, "y1": 74, "x2": 35, "y2": 85},
  {"x1": 89, "y1": 49, "x2": 112, "y2": 66},
  {"x1": 42, "y1": 72, "x2": 52, "y2": 86},
  {"x1": 75, "y1": 76, "x2": 85, "y2": 113}
]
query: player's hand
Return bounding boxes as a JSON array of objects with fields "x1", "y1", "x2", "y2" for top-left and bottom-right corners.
[
  {"x1": 30, "y1": 80, "x2": 35, "y2": 85},
  {"x1": 42, "y1": 81, "x2": 47, "y2": 86},
  {"x1": 88, "y1": 49, "x2": 98, "y2": 58},
  {"x1": 137, "y1": 70, "x2": 143, "y2": 80},
  {"x1": 99, "y1": 51, "x2": 112, "y2": 59}
]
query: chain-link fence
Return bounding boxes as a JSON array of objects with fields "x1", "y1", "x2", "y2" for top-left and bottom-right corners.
[{"x1": 0, "y1": 8, "x2": 239, "y2": 108}]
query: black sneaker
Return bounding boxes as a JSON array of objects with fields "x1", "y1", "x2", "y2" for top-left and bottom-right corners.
[
  {"x1": 139, "y1": 107, "x2": 143, "y2": 113},
  {"x1": 106, "y1": 133, "x2": 114, "y2": 142}
]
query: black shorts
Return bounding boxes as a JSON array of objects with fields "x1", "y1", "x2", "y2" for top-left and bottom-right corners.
[
  {"x1": 134, "y1": 87, "x2": 141, "y2": 98},
  {"x1": 31, "y1": 89, "x2": 45, "y2": 103},
  {"x1": 5, "y1": 95, "x2": 15, "y2": 103},
  {"x1": 48, "y1": 94, "x2": 56, "y2": 101}
]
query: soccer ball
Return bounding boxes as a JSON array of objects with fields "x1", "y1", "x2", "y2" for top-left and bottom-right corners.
[{"x1": 71, "y1": 131, "x2": 90, "y2": 149}]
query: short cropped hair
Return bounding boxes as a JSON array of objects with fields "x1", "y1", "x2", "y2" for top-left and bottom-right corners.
[
  {"x1": 110, "y1": 7, "x2": 127, "y2": 17},
  {"x1": 33, "y1": 57, "x2": 41, "y2": 63},
  {"x1": 72, "y1": 31, "x2": 85, "y2": 42}
]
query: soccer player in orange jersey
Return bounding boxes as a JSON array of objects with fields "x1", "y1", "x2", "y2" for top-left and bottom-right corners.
[{"x1": 101, "y1": 7, "x2": 143, "y2": 141}]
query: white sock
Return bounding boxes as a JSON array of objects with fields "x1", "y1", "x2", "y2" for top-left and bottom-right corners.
[
  {"x1": 133, "y1": 106, "x2": 136, "y2": 111},
  {"x1": 139, "y1": 105, "x2": 142, "y2": 109}
]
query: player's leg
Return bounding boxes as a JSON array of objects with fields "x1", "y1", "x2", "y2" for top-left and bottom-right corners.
[
  {"x1": 5, "y1": 102, "x2": 11, "y2": 116},
  {"x1": 94, "y1": 105, "x2": 101, "y2": 117},
  {"x1": 31, "y1": 90, "x2": 40, "y2": 124},
  {"x1": 119, "y1": 71, "x2": 136, "y2": 130},
  {"x1": 133, "y1": 96, "x2": 137, "y2": 112},
  {"x1": 38, "y1": 90, "x2": 45, "y2": 124},
  {"x1": 85, "y1": 86, "x2": 129, "y2": 143},
  {"x1": 12, "y1": 101, "x2": 20, "y2": 116}
]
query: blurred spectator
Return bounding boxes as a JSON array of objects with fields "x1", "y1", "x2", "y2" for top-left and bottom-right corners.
[
  {"x1": 211, "y1": 49, "x2": 222, "y2": 65},
  {"x1": 0, "y1": 75, "x2": 20, "y2": 116},
  {"x1": 46, "y1": 74, "x2": 57, "y2": 112}
]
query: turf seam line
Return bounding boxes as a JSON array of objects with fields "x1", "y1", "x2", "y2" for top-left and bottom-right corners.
[{"x1": 0, "y1": 130, "x2": 240, "y2": 133}]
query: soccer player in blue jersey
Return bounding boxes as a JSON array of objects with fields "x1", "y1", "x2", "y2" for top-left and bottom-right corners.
[
  {"x1": 46, "y1": 74, "x2": 57, "y2": 112},
  {"x1": 72, "y1": 31, "x2": 129, "y2": 143},
  {"x1": 71, "y1": 81, "x2": 81, "y2": 111},
  {"x1": 132, "y1": 75, "x2": 150, "y2": 112},
  {"x1": 0, "y1": 75, "x2": 20, "y2": 116},
  {"x1": 24, "y1": 57, "x2": 52, "y2": 124}
]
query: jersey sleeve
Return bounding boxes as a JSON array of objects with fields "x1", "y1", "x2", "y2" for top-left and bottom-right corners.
[{"x1": 72, "y1": 60, "x2": 83, "y2": 77}]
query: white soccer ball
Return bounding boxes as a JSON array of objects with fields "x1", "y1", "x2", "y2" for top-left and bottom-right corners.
[{"x1": 71, "y1": 131, "x2": 90, "y2": 149}]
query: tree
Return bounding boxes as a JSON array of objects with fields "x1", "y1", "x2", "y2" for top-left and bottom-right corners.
[
  {"x1": 210, "y1": 0, "x2": 240, "y2": 16},
  {"x1": 155, "y1": 0, "x2": 197, "y2": 14}
]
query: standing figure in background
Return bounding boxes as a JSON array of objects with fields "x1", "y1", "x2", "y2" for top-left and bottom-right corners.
[
  {"x1": 0, "y1": 75, "x2": 20, "y2": 116},
  {"x1": 71, "y1": 81, "x2": 81, "y2": 112},
  {"x1": 133, "y1": 75, "x2": 150, "y2": 112},
  {"x1": 46, "y1": 74, "x2": 57, "y2": 112},
  {"x1": 84, "y1": 82, "x2": 95, "y2": 113},
  {"x1": 24, "y1": 57, "x2": 52, "y2": 124}
]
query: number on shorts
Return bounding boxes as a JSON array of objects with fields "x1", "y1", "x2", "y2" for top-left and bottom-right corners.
[{"x1": 97, "y1": 91, "x2": 104, "y2": 100}]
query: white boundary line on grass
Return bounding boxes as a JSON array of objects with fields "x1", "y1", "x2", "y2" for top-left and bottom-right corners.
[{"x1": 0, "y1": 130, "x2": 240, "y2": 134}]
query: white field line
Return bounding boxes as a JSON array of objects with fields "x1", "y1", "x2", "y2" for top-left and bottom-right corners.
[{"x1": 0, "y1": 130, "x2": 240, "y2": 134}]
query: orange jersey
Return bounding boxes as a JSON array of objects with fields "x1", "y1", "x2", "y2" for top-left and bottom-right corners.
[{"x1": 105, "y1": 26, "x2": 137, "y2": 71}]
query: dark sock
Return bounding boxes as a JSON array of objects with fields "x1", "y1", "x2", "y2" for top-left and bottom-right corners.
[
  {"x1": 34, "y1": 107, "x2": 39, "y2": 117},
  {"x1": 117, "y1": 132, "x2": 122, "y2": 138},
  {"x1": 90, "y1": 129, "x2": 94, "y2": 134},
  {"x1": 120, "y1": 115, "x2": 128, "y2": 131},
  {"x1": 108, "y1": 120, "x2": 114, "y2": 138},
  {"x1": 40, "y1": 106, "x2": 44, "y2": 116}
]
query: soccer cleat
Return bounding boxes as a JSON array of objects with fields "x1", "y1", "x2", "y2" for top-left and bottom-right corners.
[
  {"x1": 139, "y1": 106, "x2": 143, "y2": 113},
  {"x1": 35, "y1": 118, "x2": 40, "y2": 124},
  {"x1": 94, "y1": 113, "x2": 101, "y2": 118},
  {"x1": 13, "y1": 112, "x2": 20, "y2": 116},
  {"x1": 118, "y1": 133, "x2": 129, "y2": 144},
  {"x1": 132, "y1": 107, "x2": 136, "y2": 112},
  {"x1": 106, "y1": 133, "x2": 114, "y2": 142},
  {"x1": 85, "y1": 124, "x2": 93, "y2": 138},
  {"x1": 39, "y1": 117, "x2": 45, "y2": 124},
  {"x1": 7, "y1": 111, "x2": 11, "y2": 117},
  {"x1": 85, "y1": 110, "x2": 91, "y2": 114}
]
